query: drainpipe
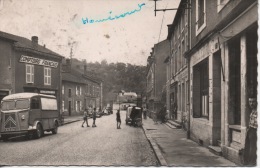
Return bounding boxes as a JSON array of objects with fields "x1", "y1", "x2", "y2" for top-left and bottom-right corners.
[{"x1": 187, "y1": 0, "x2": 191, "y2": 139}]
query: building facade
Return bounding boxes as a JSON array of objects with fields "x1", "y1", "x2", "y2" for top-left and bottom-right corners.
[
  {"x1": 166, "y1": 0, "x2": 191, "y2": 126},
  {"x1": 146, "y1": 40, "x2": 170, "y2": 114},
  {"x1": 0, "y1": 32, "x2": 63, "y2": 110},
  {"x1": 62, "y1": 60, "x2": 102, "y2": 116},
  {"x1": 186, "y1": 0, "x2": 257, "y2": 165}
]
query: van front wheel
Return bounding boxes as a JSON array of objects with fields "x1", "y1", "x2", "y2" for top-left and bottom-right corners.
[
  {"x1": 35, "y1": 123, "x2": 43, "y2": 139},
  {"x1": 52, "y1": 121, "x2": 58, "y2": 134}
]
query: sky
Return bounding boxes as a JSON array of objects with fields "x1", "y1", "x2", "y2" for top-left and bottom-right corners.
[{"x1": 0, "y1": 0, "x2": 180, "y2": 65}]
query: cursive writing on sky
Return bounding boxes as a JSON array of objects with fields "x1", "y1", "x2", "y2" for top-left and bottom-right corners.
[{"x1": 82, "y1": 3, "x2": 145, "y2": 24}]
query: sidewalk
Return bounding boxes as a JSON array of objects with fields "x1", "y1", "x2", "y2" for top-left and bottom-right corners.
[
  {"x1": 142, "y1": 117, "x2": 237, "y2": 167},
  {"x1": 62, "y1": 115, "x2": 82, "y2": 125}
]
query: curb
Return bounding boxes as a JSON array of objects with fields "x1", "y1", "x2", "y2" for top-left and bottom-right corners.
[
  {"x1": 142, "y1": 125, "x2": 168, "y2": 166},
  {"x1": 61, "y1": 119, "x2": 81, "y2": 126}
]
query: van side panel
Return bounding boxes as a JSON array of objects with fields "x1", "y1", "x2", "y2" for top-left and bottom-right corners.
[
  {"x1": 29, "y1": 109, "x2": 41, "y2": 126},
  {"x1": 41, "y1": 110, "x2": 59, "y2": 130}
]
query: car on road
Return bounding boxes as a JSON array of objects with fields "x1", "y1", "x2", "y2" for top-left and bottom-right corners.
[
  {"x1": 125, "y1": 106, "x2": 142, "y2": 126},
  {"x1": 0, "y1": 93, "x2": 59, "y2": 141}
]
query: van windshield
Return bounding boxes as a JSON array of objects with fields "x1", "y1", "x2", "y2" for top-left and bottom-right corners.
[{"x1": 1, "y1": 99, "x2": 30, "y2": 111}]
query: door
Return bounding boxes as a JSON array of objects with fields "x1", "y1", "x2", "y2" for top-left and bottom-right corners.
[{"x1": 68, "y1": 101, "x2": 71, "y2": 116}]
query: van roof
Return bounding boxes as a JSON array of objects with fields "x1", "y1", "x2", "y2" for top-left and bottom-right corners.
[{"x1": 2, "y1": 93, "x2": 56, "y2": 100}]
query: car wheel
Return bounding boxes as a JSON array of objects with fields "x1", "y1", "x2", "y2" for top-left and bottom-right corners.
[
  {"x1": 52, "y1": 121, "x2": 58, "y2": 134},
  {"x1": 35, "y1": 123, "x2": 43, "y2": 139}
]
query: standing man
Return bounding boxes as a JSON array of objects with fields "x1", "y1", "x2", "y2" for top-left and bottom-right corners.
[
  {"x1": 243, "y1": 96, "x2": 257, "y2": 166},
  {"x1": 116, "y1": 110, "x2": 121, "y2": 129},
  {"x1": 143, "y1": 106, "x2": 147, "y2": 119},
  {"x1": 82, "y1": 109, "x2": 90, "y2": 127},
  {"x1": 92, "y1": 108, "x2": 97, "y2": 127}
]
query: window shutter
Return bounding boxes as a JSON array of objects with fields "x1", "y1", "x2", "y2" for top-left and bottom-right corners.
[
  {"x1": 80, "y1": 86, "x2": 82, "y2": 95},
  {"x1": 75, "y1": 101, "x2": 78, "y2": 112},
  {"x1": 31, "y1": 65, "x2": 34, "y2": 83},
  {"x1": 80, "y1": 101, "x2": 82, "y2": 111}
]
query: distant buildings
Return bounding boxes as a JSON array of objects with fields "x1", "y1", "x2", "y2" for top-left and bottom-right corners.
[{"x1": 62, "y1": 59, "x2": 102, "y2": 116}]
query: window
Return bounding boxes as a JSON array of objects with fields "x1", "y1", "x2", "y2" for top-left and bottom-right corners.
[
  {"x1": 182, "y1": 83, "x2": 185, "y2": 112},
  {"x1": 178, "y1": 85, "x2": 181, "y2": 111},
  {"x1": 86, "y1": 84, "x2": 89, "y2": 95},
  {"x1": 217, "y1": 0, "x2": 229, "y2": 12},
  {"x1": 31, "y1": 97, "x2": 40, "y2": 109},
  {"x1": 75, "y1": 100, "x2": 81, "y2": 112},
  {"x1": 26, "y1": 64, "x2": 34, "y2": 83},
  {"x1": 181, "y1": 39, "x2": 185, "y2": 67},
  {"x1": 44, "y1": 67, "x2": 51, "y2": 85},
  {"x1": 76, "y1": 86, "x2": 81, "y2": 96},
  {"x1": 181, "y1": 12, "x2": 185, "y2": 31},
  {"x1": 62, "y1": 100, "x2": 64, "y2": 112},
  {"x1": 68, "y1": 89, "x2": 72, "y2": 98},
  {"x1": 41, "y1": 98, "x2": 57, "y2": 110},
  {"x1": 193, "y1": 59, "x2": 209, "y2": 118},
  {"x1": 62, "y1": 85, "x2": 64, "y2": 95},
  {"x1": 196, "y1": 0, "x2": 206, "y2": 35}
]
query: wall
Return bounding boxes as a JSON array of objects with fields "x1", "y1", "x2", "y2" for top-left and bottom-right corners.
[{"x1": 0, "y1": 39, "x2": 13, "y2": 90}]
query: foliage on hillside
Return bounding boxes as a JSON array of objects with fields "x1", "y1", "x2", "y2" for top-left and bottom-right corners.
[{"x1": 70, "y1": 58, "x2": 146, "y2": 104}]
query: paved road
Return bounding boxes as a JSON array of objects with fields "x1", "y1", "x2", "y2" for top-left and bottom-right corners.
[{"x1": 0, "y1": 111, "x2": 158, "y2": 166}]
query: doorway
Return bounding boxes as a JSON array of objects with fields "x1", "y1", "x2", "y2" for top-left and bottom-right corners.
[{"x1": 68, "y1": 101, "x2": 71, "y2": 116}]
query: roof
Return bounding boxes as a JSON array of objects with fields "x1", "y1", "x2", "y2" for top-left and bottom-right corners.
[
  {"x1": 62, "y1": 69, "x2": 86, "y2": 84},
  {"x1": 123, "y1": 92, "x2": 137, "y2": 97},
  {"x1": 2, "y1": 93, "x2": 55, "y2": 100},
  {"x1": 167, "y1": 0, "x2": 186, "y2": 40},
  {"x1": 0, "y1": 31, "x2": 63, "y2": 58}
]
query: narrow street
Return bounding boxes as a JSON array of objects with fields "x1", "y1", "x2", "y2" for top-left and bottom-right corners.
[{"x1": 0, "y1": 111, "x2": 158, "y2": 166}]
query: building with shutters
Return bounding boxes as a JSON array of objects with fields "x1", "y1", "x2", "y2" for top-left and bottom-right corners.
[
  {"x1": 62, "y1": 60, "x2": 102, "y2": 116},
  {"x1": 0, "y1": 31, "x2": 63, "y2": 111}
]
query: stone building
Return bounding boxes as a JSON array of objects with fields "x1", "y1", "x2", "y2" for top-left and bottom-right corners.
[
  {"x1": 186, "y1": 0, "x2": 257, "y2": 165},
  {"x1": 165, "y1": 0, "x2": 191, "y2": 127},
  {"x1": 146, "y1": 40, "x2": 170, "y2": 114},
  {"x1": 0, "y1": 31, "x2": 63, "y2": 109},
  {"x1": 62, "y1": 60, "x2": 102, "y2": 116}
]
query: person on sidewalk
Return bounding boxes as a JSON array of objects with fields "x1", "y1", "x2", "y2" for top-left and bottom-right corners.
[
  {"x1": 116, "y1": 110, "x2": 121, "y2": 129},
  {"x1": 92, "y1": 108, "x2": 97, "y2": 127},
  {"x1": 143, "y1": 106, "x2": 147, "y2": 119},
  {"x1": 82, "y1": 109, "x2": 90, "y2": 127},
  {"x1": 243, "y1": 96, "x2": 257, "y2": 166}
]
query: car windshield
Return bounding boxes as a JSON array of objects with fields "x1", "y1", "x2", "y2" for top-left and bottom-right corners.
[{"x1": 1, "y1": 99, "x2": 30, "y2": 111}]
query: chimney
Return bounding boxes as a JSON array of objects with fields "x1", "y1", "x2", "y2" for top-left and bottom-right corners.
[
  {"x1": 167, "y1": 24, "x2": 172, "y2": 37},
  {"x1": 31, "y1": 36, "x2": 38, "y2": 48},
  {"x1": 66, "y1": 59, "x2": 71, "y2": 72},
  {"x1": 83, "y1": 59, "x2": 87, "y2": 75}
]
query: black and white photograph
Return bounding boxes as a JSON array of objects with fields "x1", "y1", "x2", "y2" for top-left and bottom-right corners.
[{"x1": 0, "y1": 0, "x2": 258, "y2": 167}]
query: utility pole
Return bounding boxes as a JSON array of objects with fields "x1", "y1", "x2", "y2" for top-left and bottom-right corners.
[{"x1": 150, "y1": 0, "x2": 190, "y2": 16}]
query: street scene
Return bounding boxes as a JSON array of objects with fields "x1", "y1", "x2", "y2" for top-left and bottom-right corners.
[
  {"x1": 0, "y1": 111, "x2": 158, "y2": 166},
  {"x1": 0, "y1": 0, "x2": 258, "y2": 167}
]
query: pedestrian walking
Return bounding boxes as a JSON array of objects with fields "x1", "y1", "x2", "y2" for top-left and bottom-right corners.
[
  {"x1": 143, "y1": 106, "x2": 147, "y2": 119},
  {"x1": 82, "y1": 109, "x2": 90, "y2": 127},
  {"x1": 243, "y1": 96, "x2": 257, "y2": 166},
  {"x1": 92, "y1": 107, "x2": 97, "y2": 127},
  {"x1": 116, "y1": 110, "x2": 121, "y2": 129},
  {"x1": 153, "y1": 111, "x2": 158, "y2": 124}
]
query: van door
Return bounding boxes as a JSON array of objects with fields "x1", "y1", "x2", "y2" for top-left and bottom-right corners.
[{"x1": 29, "y1": 97, "x2": 42, "y2": 126}]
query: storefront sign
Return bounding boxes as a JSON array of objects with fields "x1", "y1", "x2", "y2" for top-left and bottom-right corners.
[
  {"x1": 19, "y1": 55, "x2": 58, "y2": 68},
  {"x1": 40, "y1": 90, "x2": 56, "y2": 95}
]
